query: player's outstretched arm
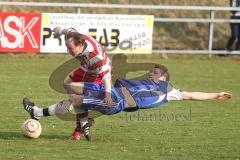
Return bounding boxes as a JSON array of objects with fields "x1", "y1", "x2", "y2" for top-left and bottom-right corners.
[{"x1": 180, "y1": 91, "x2": 232, "y2": 100}]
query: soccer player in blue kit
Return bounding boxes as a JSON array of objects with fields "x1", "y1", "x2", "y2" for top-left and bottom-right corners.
[
  {"x1": 23, "y1": 64, "x2": 232, "y2": 140},
  {"x1": 72, "y1": 64, "x2": 232, "y2": 115}
]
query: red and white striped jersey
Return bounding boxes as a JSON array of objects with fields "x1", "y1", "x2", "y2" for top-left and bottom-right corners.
[
  {"x1": 78, "y1": 34, "x2": 112, "y2": 80},
  {"x1": 65, "y1": 28, "x2": 112, "y2": 83}
]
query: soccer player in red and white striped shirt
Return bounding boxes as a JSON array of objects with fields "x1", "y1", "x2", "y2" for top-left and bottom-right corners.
[
  {"x1": 62, "y1": 28, "x2": 112, "y2": 101},
  {"x1": 62, "y1": 28, "x2": 113, "y2": 140},
  {"x1": 23, "y1": 27, "x2": 112, "y2": 141}
]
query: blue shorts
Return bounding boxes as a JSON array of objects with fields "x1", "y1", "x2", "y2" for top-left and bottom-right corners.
[{"x1": 81, "y1": 82, "x2": 125, "y2": 115}]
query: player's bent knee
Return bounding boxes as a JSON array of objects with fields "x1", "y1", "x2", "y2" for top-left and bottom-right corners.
[
  {"x1": 69, "y1": 94, "x2": 83, "y2": 106},
  {"x1": 64, "y1": 82, "x2": 84, "y2": 95}
]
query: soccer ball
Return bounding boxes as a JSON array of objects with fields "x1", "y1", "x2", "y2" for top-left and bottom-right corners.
[{"x1": 22, "y1": 119, "x2": 42, "y2": 139}]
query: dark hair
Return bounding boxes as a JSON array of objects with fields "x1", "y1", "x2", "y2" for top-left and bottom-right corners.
[
  {"x1": 154, "y1": 64, "x2": 170, "y2": 81},
  {"x1": 66, "y1": 32, "x2": 85, "y2": 46}
]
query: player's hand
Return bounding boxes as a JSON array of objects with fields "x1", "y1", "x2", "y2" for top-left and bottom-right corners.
[
  {"x1": 217, "y1": 92, "x2": 232, "y2": 100},
  {"x1": 52, "y1": 26, "x2": 63, "y2": 38},
  {"x1": 103, "y1": 92, "x2": 115, "y2": 106}
]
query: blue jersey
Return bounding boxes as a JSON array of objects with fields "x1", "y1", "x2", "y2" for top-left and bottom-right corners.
[
  {"x1": 114, "y1": 79, "x2": 169, "y2": 109},
  {"x1": 81, "y1": 79, "x2": 171, "y2": 115}
]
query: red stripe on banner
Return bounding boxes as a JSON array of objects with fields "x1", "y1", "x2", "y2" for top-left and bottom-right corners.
[{"x1": 0, "y1": 12, "x2": 41, "y2": 53}]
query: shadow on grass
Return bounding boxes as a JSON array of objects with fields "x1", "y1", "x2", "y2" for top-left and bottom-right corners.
[
  {"x1": 0, "y1": 131, "x2": 24, "y2": 140},
  {"x1": 0, "y1": 131, "x2": 69, "y2": 140}
]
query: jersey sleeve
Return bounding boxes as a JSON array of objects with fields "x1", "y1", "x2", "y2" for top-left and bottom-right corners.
[
  {"x1": 167, "y1": 88, "x2": 183, "y2": 101},
  {"x1": 100, "y1": 69, "x2": 111, "y2": 80}
]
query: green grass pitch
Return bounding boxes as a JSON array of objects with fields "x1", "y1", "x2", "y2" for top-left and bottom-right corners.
[{"x1": 0, "y1": 54, "x2": 239, "y2": 160}]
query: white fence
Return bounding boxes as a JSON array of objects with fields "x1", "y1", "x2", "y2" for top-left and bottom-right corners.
[{"x1": 1, "y1": 1, "x2": 240, "y2": 54}]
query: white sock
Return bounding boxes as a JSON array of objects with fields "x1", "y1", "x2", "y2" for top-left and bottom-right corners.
[
  {"x1": 33, "y1": 100, "x2": 71, "y2": 117},
  {"x1": 44, "y1": 100, "x2": 72, "y2": 116},
  {"x1": 80, "y1": 117, "x2": 88, "y2": 128},
  {"x1": 33, "y1": 106, "x2": 43, "y2": 117},
  {"x1": 48, "y1": 104, "x2": 57, "y2": 115},
  {"x1": 33, "y1": 104, "x2": 57, "y2": 117}
]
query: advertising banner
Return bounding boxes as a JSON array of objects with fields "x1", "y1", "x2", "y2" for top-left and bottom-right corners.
[
  {"x1": 0, "y1": 12, "x2": 41, "y2": 52},
  {"x1": 41, "y1": 13, "x2": 154, "y2": 54},
  {"x1": 0, "y1": 12, "x2": 153, "y2": 54}
]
